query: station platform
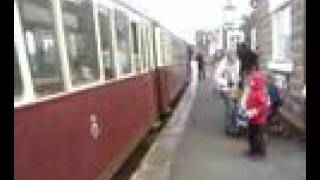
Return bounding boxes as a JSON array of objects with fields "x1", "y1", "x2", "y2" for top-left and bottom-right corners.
[{"x1": 130, "y1": 65, "x2": 306, "y2": 180}]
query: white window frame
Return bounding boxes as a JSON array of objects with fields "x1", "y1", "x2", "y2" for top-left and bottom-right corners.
[
  {"x1": 97, "y1": 1, "x2": 139, "y2": 79},
  {"x1": 140, "y1": 24, "x2": 150, "y2": 73},
  {"x1": 14, "y1": 0, "x2": 105, "y2": 108},
  {"x1": 14, "y1": 0, "x2": 35, "y2": 105},
  {"x1": 59, "y1": 0, "x2": 103, "y2": 89},
  {"x1": 53, "y1": 0, "x2": 72, "y2": 91},
  {"x1": 128, "y1": 11, "x2": 142, "y2": 75},
  {"x1": 148, "y1": 26, "x2": 155, "y2": 70},
  {"x1": 127, "y1": 16, "x2": 135, "y2": 74},
  {"x1": 145, "y1": 26, "x2": 150, "y2": 70},
  {"x1": 154, "y1": 27, "x2": 163, "y2": 67},
  {"x1": 113, "y1": 7, "x2": 136, "y2": 78},
  {"x1": 97, "y1": 0, "x2": 118, "y2": 80},
  {"x1": 110, "y1": 7, "x2": 120, "y2": 78},
  {"x1": 93, "y1": 0, "x2": 105, "y2": 82},
  {"x1": 137, "y1": 24, "x2": 143, "y2": 73},
  {"x1": 14, "y1": 0, "x2": 155, "y2": 109},
  {"x1": 272, "y1": 5, "x2": 292, "y2": 63},
  {"x1": 145, "y1": 26, "x2": 150, "y2": 71}
]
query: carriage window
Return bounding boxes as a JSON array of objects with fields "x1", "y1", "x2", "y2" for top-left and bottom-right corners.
[
  {"x1": 131, "y1": 23, "x2": 139, "y2": 54},
  {"x1": 131, "y1": 22, "x2": 141, "y2": 72},
  {"x1": 115, "y1": 10, "x2": 131, "y2": 74},
  {"x1": 142, "y1": 28, "x2": 150, "y2": 69},
  {"x1": 98, "y1": 7, "x2": 114, "y2": 79},
  {"x1": 61, "y1": 0, "x2": 99, "y2": 86},
  {"x1": 146, "y1": 28, "x2": 151, "y2": 68},
  {"x1": 140, "y1": 28, "x2": 147, "y2": 70},
  {"x1": 14, "y1": 47, "x2": 23, "y2": 99},
  {"x1": 148, "y1": 29, "x2": 154, "y2": 68},
  {"x1": 144, "y1": 29, "x2": 148, "y2": 69},
  {"x1": 18, "y1": 0, "x2": 64, "y2": 96}
]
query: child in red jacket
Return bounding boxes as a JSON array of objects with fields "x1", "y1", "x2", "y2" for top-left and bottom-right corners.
[{"x1": 246, "y1": 68, "x2": 269, "y2": 157}]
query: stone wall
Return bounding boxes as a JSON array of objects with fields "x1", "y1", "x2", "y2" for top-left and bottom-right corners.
[
  {"x1": 251, "y1": 0, "x2": 272, "y2": 70},
  {"x1": 251, "y1": 0, "x2": 305, "y2": 96},
  {"x1": 250, "y1": 0, "x2": 306, "y2": 128},
  {"x1": 288, "y1": 0, "x2": 305, "y2": 98}
]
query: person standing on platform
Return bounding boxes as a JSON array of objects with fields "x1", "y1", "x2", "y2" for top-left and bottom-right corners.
[
  {"x1": 196, "y1": 53, "x2": 205, "y2": 79},
  {"x1": 187, "y1": 46, "x2": 193, "y2": 78},
  {"x1": 245, "y1": 63, "x2": 269, "y2": 158}
]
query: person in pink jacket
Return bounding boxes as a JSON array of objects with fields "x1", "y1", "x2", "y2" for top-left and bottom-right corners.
[{"x1": 245, "y1": 65, "x2": 269, "y2": 157}]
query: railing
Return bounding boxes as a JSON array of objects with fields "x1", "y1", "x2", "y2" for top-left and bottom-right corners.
[{"x1": 278, "y1": 93, "x2": 305, "y2": 137}]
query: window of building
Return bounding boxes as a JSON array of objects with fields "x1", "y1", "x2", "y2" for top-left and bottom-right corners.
[
  {"x1": 14, "y1": 46, "x2": 23, "y2": 99},
  {"x1": 272, "y1": 6, "x2": 292, "y2": 63},
  {"x1": 251, "y1": 28, "x2": 256, "y2": 50},
  {"x1": 18, "y1": 0, "x2": 64, "y2": 96},
  {"x1": 98, "y1": 6, "x2": 114, "y2": 79},
  {"x1": 202, "y1": 35, "x2": 206, "y2": 45},
  {"x1": 115, "y1": 9, "x2": 131, "y2": 74},
  {"x1": 61, "y1": 0, "x2": 99, "y2": 86}
]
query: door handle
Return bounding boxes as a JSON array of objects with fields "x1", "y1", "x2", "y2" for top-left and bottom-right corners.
[{"x1": 90, "y1": 114, "x2": 100, "y2": 140}]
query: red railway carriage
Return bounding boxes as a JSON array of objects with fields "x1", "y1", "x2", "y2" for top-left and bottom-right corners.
[{"x1": 14, "y1": 0, "x2": 190, "y2": 180}]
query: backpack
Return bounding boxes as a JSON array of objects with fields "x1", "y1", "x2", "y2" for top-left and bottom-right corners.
[{"x1": 267, "y1": 83, "x2": 282, "y2": 107}]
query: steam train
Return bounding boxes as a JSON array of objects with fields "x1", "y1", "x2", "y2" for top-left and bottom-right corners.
[{"x1": 14, "y1": 0, "x2": 190, "y2": 180}]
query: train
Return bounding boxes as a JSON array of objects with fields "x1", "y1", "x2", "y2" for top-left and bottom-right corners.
[{"x1": 14, "y1": 0, "x2": 190, "y2": 180}]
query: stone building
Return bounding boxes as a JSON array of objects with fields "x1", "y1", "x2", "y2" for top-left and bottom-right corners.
[
  {"x1": 195, "y1": 30, "x2": 215, "y2": 61},
  {"x1": 250, "y1": 0, "x2": 272, "y2": 70},
  {"x1": 250, "y1": 0, "x2": 306, "y2": 136},
  {"x1": 240, "y1": 15, "x2": 252, "y2": 48}
]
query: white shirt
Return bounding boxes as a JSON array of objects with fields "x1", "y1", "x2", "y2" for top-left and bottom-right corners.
[
  {"x1": 215, "y1": 57, "x2": 229, "y2": 92},
  {"x1": 226, "y1": 59, "x2": 240, "y2": 85},
  {"x1": 215, "y1": 57, "x2": 240, "y2": 92}
]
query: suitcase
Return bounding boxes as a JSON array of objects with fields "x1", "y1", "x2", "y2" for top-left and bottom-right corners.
[{"x1": 225, "y1": 106, "x2": 249, "y2": 137}]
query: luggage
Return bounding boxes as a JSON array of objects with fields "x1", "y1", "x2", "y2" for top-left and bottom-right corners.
[{"x1": 225, "y1": 102, "x2": 249, "y2": 137}]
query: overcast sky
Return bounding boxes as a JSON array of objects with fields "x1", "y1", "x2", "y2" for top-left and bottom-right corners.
[{"x1": 120, "y1": 0, "x2": 251, "y2": 44}]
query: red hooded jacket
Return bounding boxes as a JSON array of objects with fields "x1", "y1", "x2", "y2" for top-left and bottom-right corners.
[{"x1": 245, "y1": 71, "x2": 268, "y2": 125}]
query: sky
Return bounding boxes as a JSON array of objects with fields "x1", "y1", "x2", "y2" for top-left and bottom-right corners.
[{"x1": 120, "y1": 0, "x2": 252, "y2": 44}]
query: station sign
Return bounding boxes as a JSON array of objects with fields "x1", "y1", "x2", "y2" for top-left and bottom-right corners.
[{"x1": 267, "y1": 60, "x2": 293, "y2": 73}]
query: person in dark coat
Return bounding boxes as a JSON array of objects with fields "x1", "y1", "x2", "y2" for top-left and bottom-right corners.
[
  {"x1": 187, "y1": 46, "x2": 193, "y2": 77},
  {"x1": 196, "y1": 53, "x2": 205, "y2": 79}
]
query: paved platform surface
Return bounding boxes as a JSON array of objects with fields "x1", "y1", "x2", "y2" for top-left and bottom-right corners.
[{"x1": 131, "y1": 65, "x2": 306, "y2": 180}]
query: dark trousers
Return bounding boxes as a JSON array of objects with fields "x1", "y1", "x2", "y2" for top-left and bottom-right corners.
[
  {"x1": 248, "y1": 122, "x2": 267, "y2": 155},
  {"x1": 220, "y1": 92, "x2": 230, "y2": 114},
  {"x1": 267, "y1": 105, "x2": 279, "y2": 125}
]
